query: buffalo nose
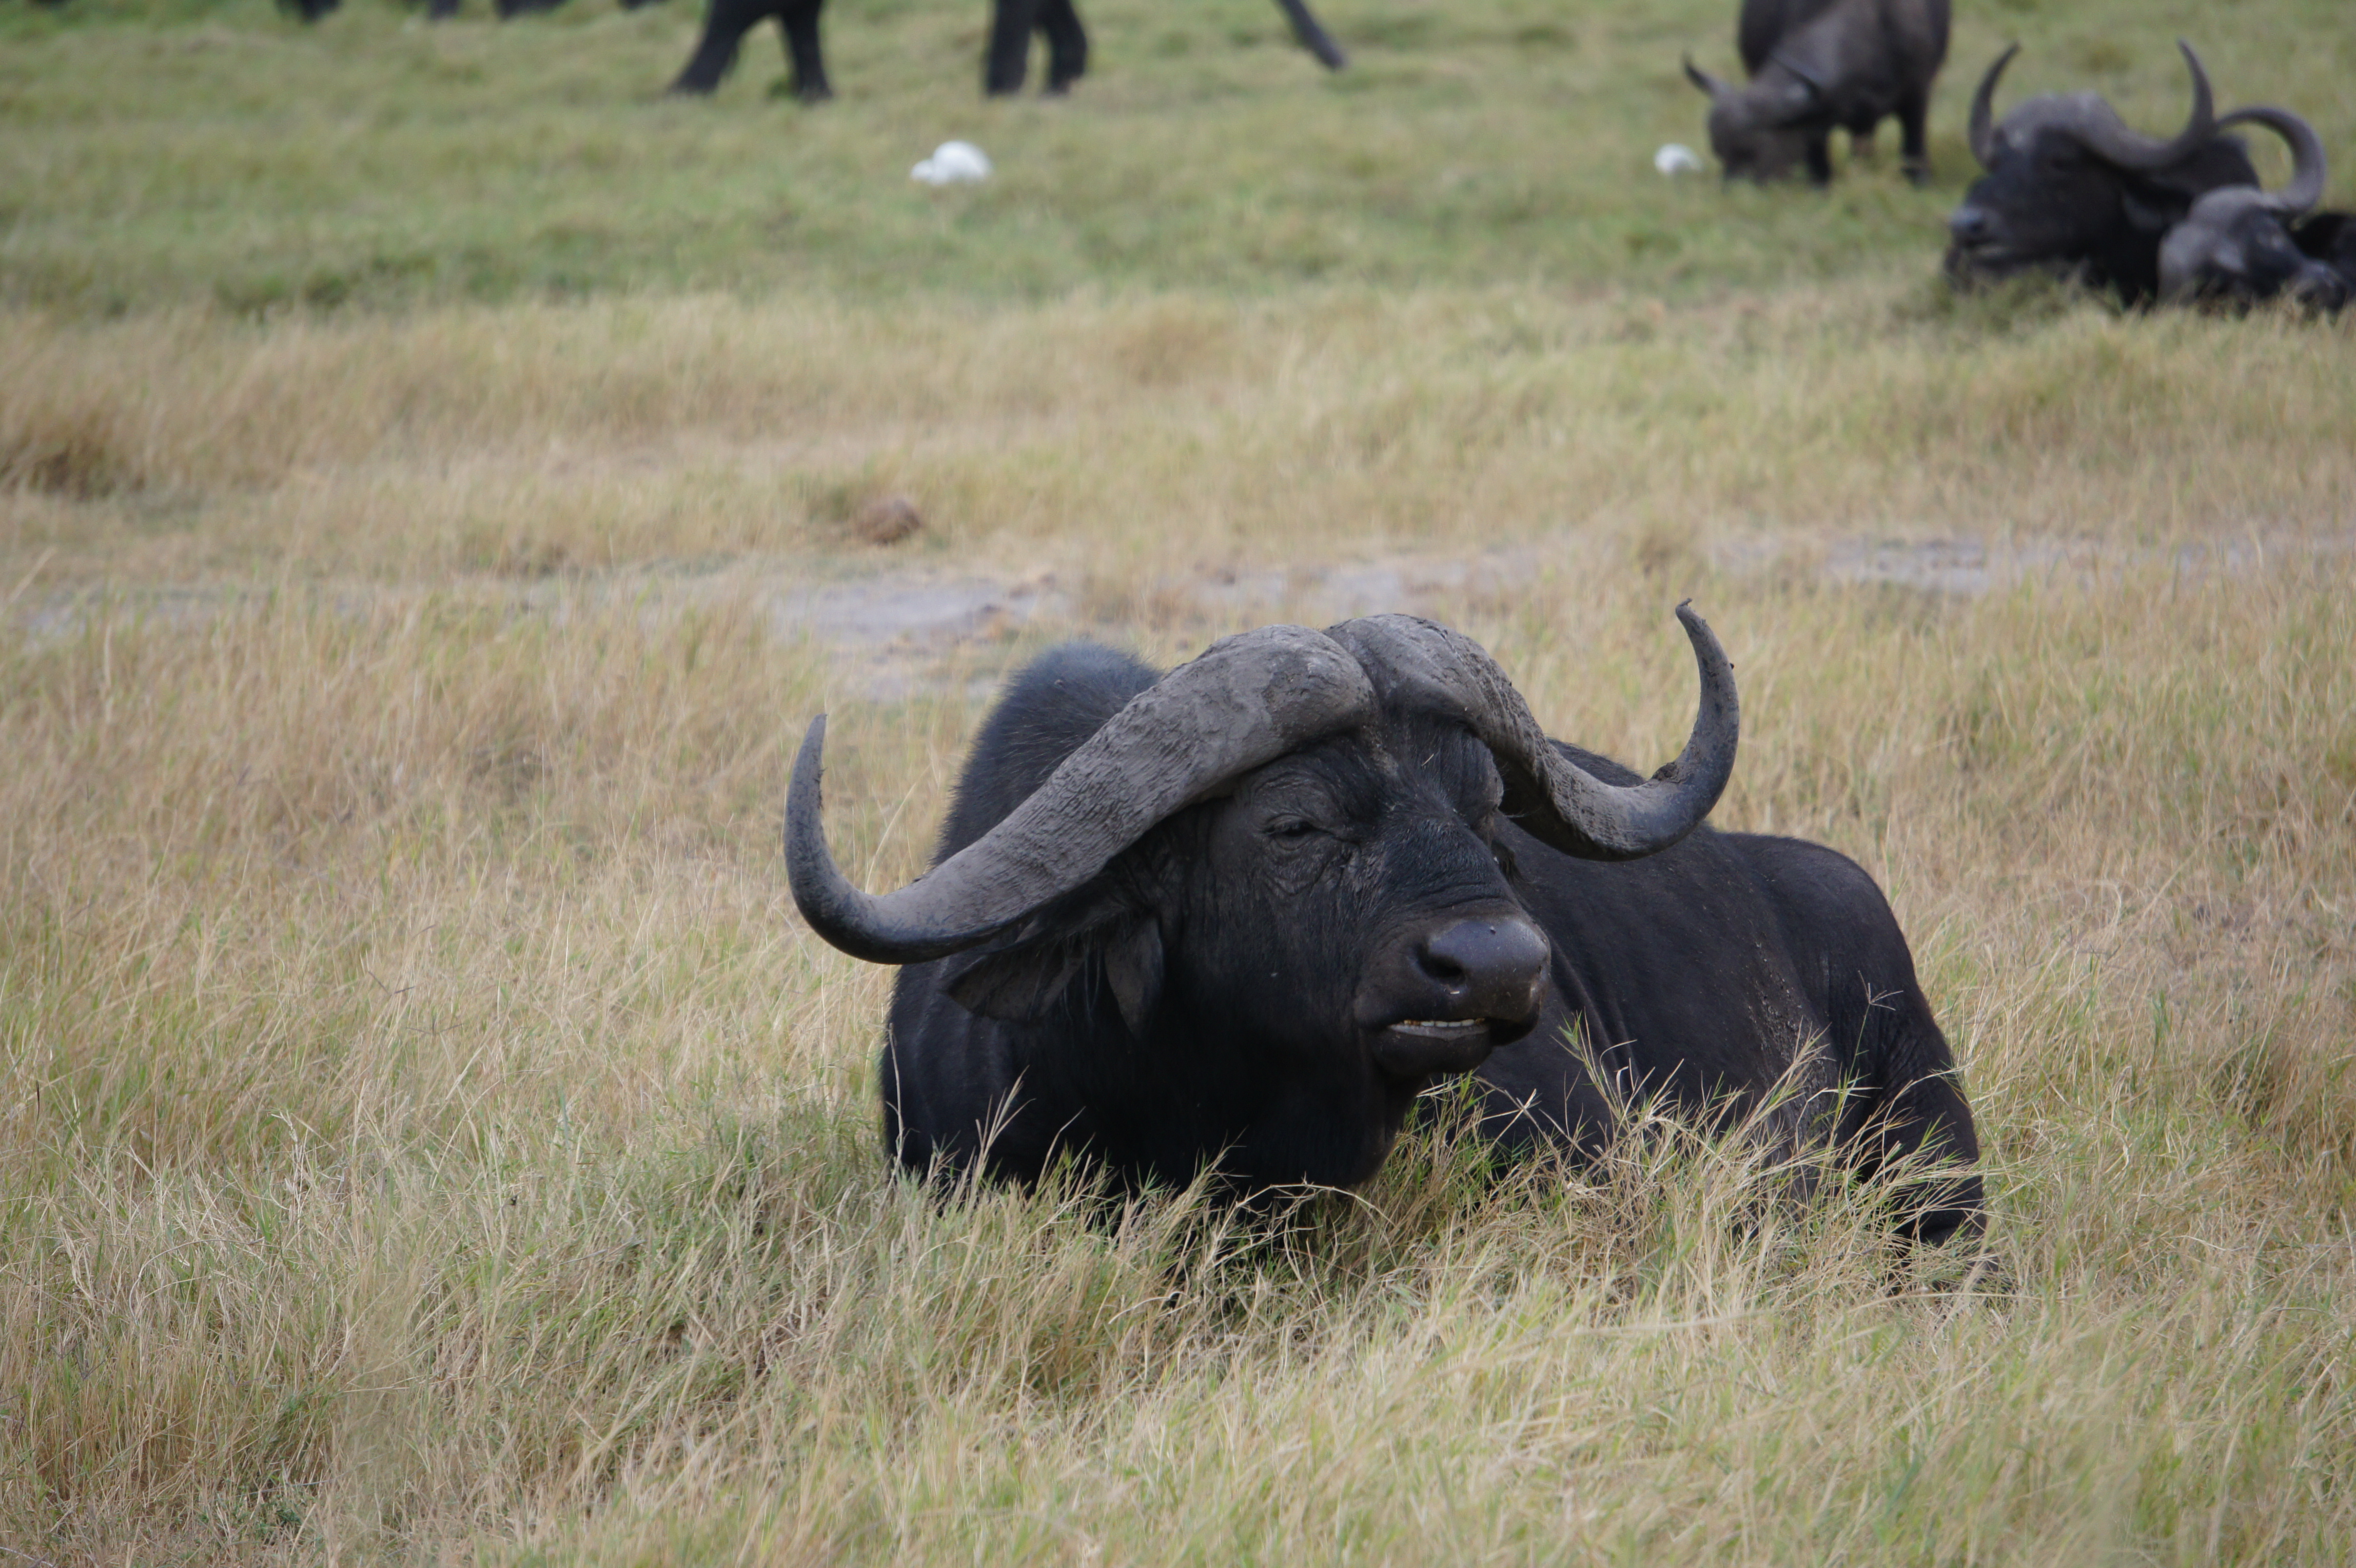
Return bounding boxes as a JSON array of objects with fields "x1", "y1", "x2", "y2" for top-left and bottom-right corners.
[
  {"x1": 1415, "y1": 916, "x2": 1549, "y2": 1022},
  {"x1": 1948, "y1": 205, "x2": 1993, "y2": 246}
]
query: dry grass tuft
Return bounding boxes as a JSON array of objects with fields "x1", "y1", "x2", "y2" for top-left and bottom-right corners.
[{"x1": 0, "y1": 396, "x2": 143, "y2": 499}]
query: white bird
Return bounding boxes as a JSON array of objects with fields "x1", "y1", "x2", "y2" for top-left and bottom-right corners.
[
  {"x1": 912, "y1": 142, "x2": 993, "y2": 186},
  {"x1": 1655, "y1": 143, "x2": 1706, "y2": 176}
]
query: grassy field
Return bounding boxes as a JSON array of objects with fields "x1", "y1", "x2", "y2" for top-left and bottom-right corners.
[{"x1": 5, "y1": 1, "x2": 2356, "y2": 1563}]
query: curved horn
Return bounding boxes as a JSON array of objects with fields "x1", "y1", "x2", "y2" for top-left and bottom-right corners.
[
  {"x1": 1326, "y1": 605, "x2": 1739, "y2": 862},
  {"x1": 1967, "y1": 43, "x2": 2020, "y2": 168},
  {"x1": 2063, "y1": 40, "x2": 2216, "y2": 170},
  {"x1": 1683, "y1": 54, "x2": 1731, "y2": 101},
  {"x1": 2216, "y1": 105, "x2": 2329, "y2": 214},
  {"x1": 787, "y1": 625, "x2": 1378, "y2": 964}
]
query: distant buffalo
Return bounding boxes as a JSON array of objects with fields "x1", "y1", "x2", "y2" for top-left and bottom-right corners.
[
  {"x1": 1943, "y1": 42, "x2": 2263, "y2": 304},
  {"x1": 2158, "y1": 107, "x2": 2351, "y2": 311},
  {"x1": 670, "y1": 0, "x2": 1346, "y2": 101},
  {"x1": 1682, "y1": 0, "x2": 1951, "y2": 185},
  {"x1": 786, "y1": 610, "x2": 1985, "y2": 1246}
]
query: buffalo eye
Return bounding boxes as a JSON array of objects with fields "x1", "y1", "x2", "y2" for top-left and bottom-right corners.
[{"x1": 1265, "y1": 817, "x2": 1325, "y2": 842}]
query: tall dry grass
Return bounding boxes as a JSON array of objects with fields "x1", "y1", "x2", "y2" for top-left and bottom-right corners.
[
  {"x1": 6, "y1": 284, "x2": 2353, "y2": 594},
  {"x1": 7, "y1": 1, "x2": 2356, "y2": 1557},
  {"x1": 5, "y1": 545, "x2": 2352, "y2": 1562}
]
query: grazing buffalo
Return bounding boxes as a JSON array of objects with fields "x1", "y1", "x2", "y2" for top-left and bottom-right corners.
[
  {"x1": 2159, "y1": 107, "x2": 2351, "y2": 311},
  {"x1": 1681, "y1": 0, "x2": 1952, "y2": 185},
  {"x1": 1943, "y1": 42, "x2": 2262, "y2": 304},
  {"x1": 670, "y1": 0, "x2": 1346, "y2": 100},
  {"x1": 787, "y1": 610, "x2": 1985, "y2": 1246}
]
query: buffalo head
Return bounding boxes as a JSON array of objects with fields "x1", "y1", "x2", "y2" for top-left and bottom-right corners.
[
  {"x1": 788, "y1": 611, "x2": 1739, "y2": 1187},
  {"x1": 1945, "y1": 41, "x2": 2259, "y2": 301},
  {"x1": 1684, "y1": 55, "x2": 1821, "y2": 184},
  {"x1": 2159, "y1": 107, "x2": 2348, "y2": 310}
]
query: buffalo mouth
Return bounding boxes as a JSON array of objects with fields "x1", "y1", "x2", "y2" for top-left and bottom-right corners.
[
  {"x1": 1945, "y1": 239, "x2": 2029, "y2": 278},
  {"x1": 1368, "y1": 1013, "x2": 1534, "y2": 1080}
]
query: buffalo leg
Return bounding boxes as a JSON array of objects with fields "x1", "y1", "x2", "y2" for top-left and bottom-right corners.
[
  {"x1": 671, "y1": 0, "x2": 775, "y2": 94},
  {"x1": 1038, "y1": 0, "x2": 1088, "y2": 92},
  {"x1": 1841, "y1": 990, "x2": 1985, "y2": 1250},
  {"x1": 780, "y1": 0, "x2": 831, "y2": 101},
  {"x1": 1864, "y1": 1070, "x2": 1984, "y2": 1249},
  {"x1": 1271, "y1": 0, "x2": 1347, "y2": 70},
  {"x1": 1896, "y1": 90, "x2": 1931, "y2": 186},
  {"x1": 985, "y1": 0, "x2": 1040, "y2": 96},
  {"x1": 1804, "y1": 133, "x2": 1834, "y2": 188}
]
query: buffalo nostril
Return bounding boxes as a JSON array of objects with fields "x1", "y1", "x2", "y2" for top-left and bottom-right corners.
[
  {"x1": 1416, "y1": 945, "x2": 1468, "y2": 987},
  {"x1": 1414, "y1": 917, "x2": 1549, "y2": 1013},
  {"x1": 1949, "y1": 206, "x2": 1991, "y2": 245}
]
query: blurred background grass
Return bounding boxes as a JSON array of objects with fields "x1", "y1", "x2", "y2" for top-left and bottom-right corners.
[{"x1": 4, "y1": 0, "x2": 2352, "y2": 314}]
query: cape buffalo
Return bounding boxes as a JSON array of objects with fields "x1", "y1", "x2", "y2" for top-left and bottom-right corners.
[
  {"x1": 670, "y1": 0, "x2": 1346, "y2": 100},
  {"x1": 1681, "y1": 0, "x2": 1952, "y2": 186},
  {"x1": 2158, "y1": 107, "x2": 2351, "y2": 311},
  {"x1": 1944, "y1": 42, "x2": 2263, "y2": 304},
  {"x1": 787, "y1": 610, "x2": 1985, "y2": 1246}
]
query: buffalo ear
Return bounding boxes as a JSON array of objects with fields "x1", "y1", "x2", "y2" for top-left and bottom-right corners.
[
  {"x1": 1103, "y1": 916, "x2": 1163, "y2": 1036},
  {"x1": 947, "y1": 928, "x2": 1091, "y2": 1023},
  {"x1": 944, "y1": 910, "x2": 1162, "y2": 1029}
]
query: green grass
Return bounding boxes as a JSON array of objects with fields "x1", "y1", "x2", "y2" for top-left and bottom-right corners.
[{"x1": 6, "y1": 0, "x2": 2353, "y2": 314}]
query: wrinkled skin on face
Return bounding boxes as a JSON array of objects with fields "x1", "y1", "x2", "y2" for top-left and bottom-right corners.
[
  {"x1": 1946, "y1": 124, "x2": 2257, "y2": 303},
  {"x1": 894, "y1": 700, "x2": 1549, "y2": 1191}
]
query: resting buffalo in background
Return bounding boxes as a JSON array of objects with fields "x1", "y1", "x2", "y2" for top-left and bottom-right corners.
[
  {"x1": 670, "y1": 0, "x2": 1346, "y2": 100},
  {"x1": 1943, "y1": 42, "x2": 2263, "y2": 304},
  {"x1": 787, "y1": 610, "x2": 1985, "y2": 1246},
  {"x1": 1682, "y1": 0, "x2": 1951, "y2": 185},
  {"x1": 2159, "y1": 107, "x2": 2352, "y2": 311}
]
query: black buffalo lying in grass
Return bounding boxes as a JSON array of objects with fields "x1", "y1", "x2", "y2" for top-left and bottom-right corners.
[
  {"x1": 1682, "y1": 0, "x2": 1952, "y2": 186},
  {"x1": 669, "y1": 0, "x2": 1346, "y2": 101},
  {"x1": 1943, "y1": 42, "x2": 2266, "y2": 304},
  {"x1": 2158, "y1": 107, "x2": 2353, "y2": 312},
  {"x1": 787, "y1": 610, "x2": 1985, "y2": 1246}
]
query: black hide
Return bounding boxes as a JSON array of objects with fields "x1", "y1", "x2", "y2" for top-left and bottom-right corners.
[
  {"x1": 669, "y1": 0, "x2": 1342, "y2": 99},
  {"x1": 1946, "y1": 132, "x2": 2258, "y2": 304},
  {"x1": 671, "y1": 0, "x2": 830, "y2": 98},
  {"x1": 2165, "y1": 201, "x2": 2353, "y2": 311},
  {"x1": 1691, "y1": 0, "x2": 1951, "y2": 185},
  {"x1": 875, "y1": 642, "x2": 1984, "y2": 1246},
  {"x1": 2291, "y1": 211, "x2": 2356, "y2": 309}
]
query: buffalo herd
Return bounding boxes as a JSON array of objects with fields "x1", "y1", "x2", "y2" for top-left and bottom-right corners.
[
  {"x1": 258, "y1": 2, "x2": 2351, "y2": 309},
  {"x1": 1943, "y1": 43, "x2": 2351, "y2": 310},
  {"x1": 211, "y1": 4, "x2": 2339, "y2": 1234},
  {"x1": 1674, "y1": 6, "x2": 2350, "y2": 310}
]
